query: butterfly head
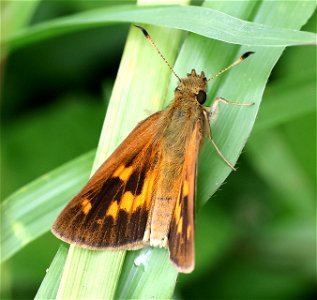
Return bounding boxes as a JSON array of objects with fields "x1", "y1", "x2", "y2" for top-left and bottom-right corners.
[{"x1": 176, "y1": 69, "x2": 208, "y2": 105}]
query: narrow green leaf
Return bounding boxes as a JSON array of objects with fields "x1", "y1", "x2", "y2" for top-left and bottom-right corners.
[
  {"x1": 1, "y1": 151, "x2": 94, "y2": 262},
  {"x1": 56, "y1": 247, "x2": 126, "y2": 299},
  {"x1": 5, "y1": 4, "x2": 316, "y2": 51},
  {"x1": 1, "y1": 0, "x2": 41, "y2": 38},
  {"x1": 0, "y1": 0, "x2": 41, "y2": 59},
  {"x1": 116, "y1": 248, "x2": 177, "y2": 299},
  {"x1": 35, "y1": 245, "x2": 69, "y2": 299}
]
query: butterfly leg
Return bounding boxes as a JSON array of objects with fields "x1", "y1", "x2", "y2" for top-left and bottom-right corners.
[
  {"x1": 210, "y1": 97, "x2": 254, "y2": 122},
  {"x1": 205, "y1": 97, "x2": 254, "y2": 171},
  {"x1": 209, "y1": 133, "x2": 237, "y2": 171}
]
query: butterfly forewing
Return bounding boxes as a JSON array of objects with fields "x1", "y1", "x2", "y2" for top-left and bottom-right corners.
[{"x1": 52, "y1": 112, "x2": 163, "y2": 249}]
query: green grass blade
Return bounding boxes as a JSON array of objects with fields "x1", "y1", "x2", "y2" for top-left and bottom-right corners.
[
  {"x1": 5, "y1": 4, "x2": 316, "y2": 51},
  {"x1": 1, "y1": 151, "x2": 94, "y2": 262},
  {"x1": 56, "y1": 247, "x2": 126, "y2": 299},
  {"x1": 116, "y1": 248, "x2": 177, "y2": 299},
  {"x1": 35, "y1": 245, "x2": 68, "y2": 299},
  {"x1": 1, "y1": 0, "x2": 41, "y2": 38},
  {"x1": 1, "y1": 0, "x2": 41, "y2": 60}
]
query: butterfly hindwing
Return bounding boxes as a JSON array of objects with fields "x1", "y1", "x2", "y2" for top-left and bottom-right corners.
[
  {"x1": 52, "y1": 112, "x2": 163, "y2": 250},
  {"x1": 168, "y1": 121, "x2": 202, "y2": 273}
]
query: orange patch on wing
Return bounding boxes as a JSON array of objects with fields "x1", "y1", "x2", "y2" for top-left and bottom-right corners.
[
  {"x1": 177, "y1": 218, "x2": 183, "y2": 234},
  {"x1": 107, "y1": 201, "x2": 119, "y2": 218},
  {"x1": 129, "y1": 172, "x2": 156, "y2": 213},
  {"x1": 183, "y1": 180, "x2": 189, "y2": 197},
  {"x1": 141, "y1": 172, "x2": 156, "y2": 209},
  {"x1": 81, "y1": 199, "x2": 92, "y2": 215},
  {"x1": 113, "y1": 164, "x2": 133, "y2": 181},
  {"x1": 120, "y1": 191, "x2": 134, "y2": 212},
  {"x1": 145, "y1": 173, "x2": 156, "y2": 207},
  {"x1": 132, "y1": 195, "x2": 144, "y2": 212},
  {"x1": 174, "y1": 180, "x2": 188, "y2": 231}
]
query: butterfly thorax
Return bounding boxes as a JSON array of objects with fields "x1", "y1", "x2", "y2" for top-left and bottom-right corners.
[{"x1": 161, "y1": 69, "x2": 209, "y2": 156}]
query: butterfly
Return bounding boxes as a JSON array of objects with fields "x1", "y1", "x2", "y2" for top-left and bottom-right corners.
[{"x1": 52, "y1": 25, "x2": 254, "y2": 273}]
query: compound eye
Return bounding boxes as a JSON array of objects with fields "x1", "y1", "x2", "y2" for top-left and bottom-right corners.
[{"x1": 196, "y1": 90, "x2": 207, "y2": 104}]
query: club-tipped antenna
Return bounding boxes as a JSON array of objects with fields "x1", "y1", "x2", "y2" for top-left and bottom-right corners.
[
  {"x1": 208, "y1": 51, "x2": 255, "y2": 81},
  {"x1": 134, "y1": 25, "x2": 181, "y2": 82}
]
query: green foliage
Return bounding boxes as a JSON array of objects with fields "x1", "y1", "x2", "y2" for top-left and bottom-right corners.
[
  {"x1": 1, "y1": 1, "x2": 315, "y2": 299},
  {"x1": 4, "y1": 4, "x2": 316, "y2": 51}
]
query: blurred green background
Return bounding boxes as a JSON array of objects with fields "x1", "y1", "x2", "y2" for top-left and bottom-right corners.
[{"x1": 1, "y1": 1, "x2": 316, "y2": 299}]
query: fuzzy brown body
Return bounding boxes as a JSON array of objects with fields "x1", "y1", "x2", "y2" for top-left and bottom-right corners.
[
  {"x1": 149, "y1": 71, "x2": 209, "y2": 248},
  {"x1": 52, "y1": 69, "x2": 210, "y2": 273}
]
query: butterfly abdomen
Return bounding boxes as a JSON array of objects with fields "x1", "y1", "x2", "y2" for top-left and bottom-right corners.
[{"x1": 149, "y1": 102, "x2": 202, "y2": 248}]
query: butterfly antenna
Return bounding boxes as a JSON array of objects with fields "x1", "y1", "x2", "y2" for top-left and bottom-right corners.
[
  {"x1": 208, "y1": 51, "x2": 254, "y2": 81},
  {"x1": 134, "y1": 25, "x2": 181, "y2": 82}
]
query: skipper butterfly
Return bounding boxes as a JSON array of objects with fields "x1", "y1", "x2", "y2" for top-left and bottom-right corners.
[{"x1": 52, "y1": 26, "x2": 254, "y2": 273}]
